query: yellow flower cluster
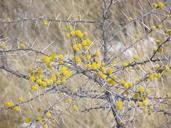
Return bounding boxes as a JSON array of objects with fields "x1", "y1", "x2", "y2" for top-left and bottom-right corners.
[
  {"x1": 152, "y1": 2, "x2": 165, "y2": 9},
  {"x1": 116, "y1": 100, "x2": 123, "y2": 110},
  {"x1": 67, "y1": 27, "x2": 84, "y2": 38},
  {"x1": 4, "y1": 101, "x2": 14, "y2": 107},
  {"x1": 42, "y1": 53, "x2": 57, "y2": 68},
  {"x1": 121, "y1": 80, "x2": 132, "y2": 89}
]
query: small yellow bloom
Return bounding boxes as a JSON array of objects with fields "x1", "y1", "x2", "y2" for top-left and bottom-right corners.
[
  {"x1": 72, "y1": 44, "x2": 80, "y2": 52},
  {"x1": 107, "y1": 67, "x2": 113, "y2": 75},
  {"x1": 37, "y1": 115, "x2": 43, "y2": 121},
  {"x1": 122, "y1": 62, "x2": 129, "y2": 67},
  {"x1": 121, "y1": 81, "x2": 132, "y2": 89},
  {"x1": 142, "y1": 98, "x2": 147, "y2": 106},
  {"x1": 107, "y1": 78, "x2": 116, "y2": 86},
  {"x1": 75, "y1": 30, "x2": 83, "y2": 38},
  {"x1": 4, "y1": 101, "x2": 15, "y2": 107},
  {"x1": 66, "y1": 25, "x2": 73, "y2": 31},
  {"x1": 154, "y1": 64, "x2": 160, "y2": 70},
  {"x1": 46, "y1": 79, "x2": 53, "y2": 85},
  {"x1": 164, "y1": 65, "x2": 170, "y2": 72},
  {"x1": 148, "y1": 74, "x2": 154, "y2": 81},
  {"x1": 42, "y1": 56, "x2": 51, "y2": 65},
  {"x1": 95, "y1": 50, "x2": 101, "y2": 57},
  {"x1": 72, "y1": 104, "x2": 79, "y2": 111},
  {"x1": 19, "y1": 42, "x2": 25, "y2": 49},
  {"x1": 31, "y1": 84, "x2": 39, "y2": 91},
  {"x1": 82, "y1": 40, "x2": 88, "y2": 47},
  {"x1": 74, "y1": 56, "x2": 82, "y2": 64},
  {"x1": 132, "y1": 54, "x2": 140, "y2": 60},
  {"x1": 152, "y1": 3, "x2": 159, "y2": 9},
  {"x1": 138, "y1": 101, "x2": 143, "y2": 107},
  {"x1": 91, "y1": 62, "x2": 100, "y2": 70},
  {"x1": 25, "y1": 117, "x2": 32, "y2": 123},
  {"x1": 137, "y1": 86, "x2": 145, "y2": 93},
  {"x1": 116, "y1": 100, "x2": 123, "y2": 110},
  {"x1": 41, "y1": 81, "x2": 47, "y2": 88},
  {"x1": 101, "y1": 66, "x2": 107, "y2": 73},
  {"x1": 50, "y1": 53, "x2": 56, "y2": 61},
  {"x1": 36, "y1": 79, "x2": 42, "y2": 85},
  {"x1": 158, "y1": 2, "x2": 165, "y2": 9},
  {"x1": 43, "y1": 19, "x2": 49, "y2": 26},
  {"x1": 154, "y1": 73, "x2": 161, "y2": 78},
  {"x1": 13, "y1": 106, "x2": 20, "y2": 112},
  {"x1": 18, "y1": 97, "x2": 24, "y2": 102},
  {"x1": 58, "y1": 54, "x2": 64, "y2": 60},
  {"x1": 97, "y1": 71, "x2": 107, "y2": 80},
  {"x1": 29, "y1": 75, "x2": 36, "y2": 82},
  {"x1": 45, "y1": 111, "x2": 52, "y2": 118},
  {"x1": 65, "y1": 98, "x2": 72, "y2": 103}
]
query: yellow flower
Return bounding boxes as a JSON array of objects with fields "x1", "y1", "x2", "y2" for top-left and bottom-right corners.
[
  {"x1": 101, "y1": 66, "x2": 107, "y2": 73},
  {"x1": 121, "y1": 80, "x2": 132, "y2": 89},
  {"x1": 66, "y1": 25, "x2": 73, "y2": 31},
  {"x1": 107, "y1": 78, "x2": 116, "y2": 86},
  {"x1": 4, "y1": 101, "x2": 14, "y2": 107},
  {"x1": 72, "y1": 104, "x2": 79, "y2": 111},
  {"x1": 148, "y1": 74, "x2": 154, "y2": 81},
  {"x1": 91, "y1": 62, "x2": 100, "y2": 70},
  {"x1": 72, "y1": 44, "x2": 80, "y2": 52},
  {"x1": 132, "y1": 54, "x2": 140, "y2": 60},
  {"x1": 107, "y1": 67, "x2": 113, "y2": 75},
  {"x1": 50, "y1": 52, "x2": 56, "y2": 61},
  {"x1": 31, "y1": 84, "x2": 39, "y2": 91},
  {"x1": 137, "y1": 86, "x2": 145, "y2": 93},
  {"x1": 154, "y1": 73, "x2": 161, "y2": 78},
  {"x1": 85, "y1": 54, "x2": 91, "y2": 60},
  {"x1": 82, "y1": 40, "x2": 88, "y2": 47},
  {"x1": 165, "y1": 28, "x2": 171, "y2": 35},
  {"x1": 122, "y1": 62, "x2": 129, "y2": 67},
  {"x1": 51, "y1": 74, "x2": 57, "y2": 81},
  {"x1": 154, "y1": 64, "x2": 159, "y2": 70},
  {"x1": 45, "y1": 111, "x2": 52, "y2": 118},
  {"x1": 43, "y1": 19, "x2": 49, "y2": 26},
  {"x1": 25, "y1": 117, "x2": 32, "y2": 123},
  {"x1": 19, "y1": 42, "x2": 25, "y2": 49},
  {"x1": 18, "y1": 97, "x2": 24, "y2": 102},
  {"x1": 158, "y1": 2, "x2": 165, "y2": 9},
  {"x1": 60, "y1": 66, "x2": 72, "y2": 77},
  {"x1": 97, "y1": 71, "x2": 107, "y2": 80},
  {"x1": 152, "y1": 3, "x2": 159, "y2": 9},
  {"x1": 86, "y1": 39, "x2": 93, "y2": 45},
  {"x1": 116, "y1": 100, "x2": 123, "y2": 110},
  {"x1": 41, "y1": 81, "x2": 47, "y2": 88},
  {"x1": 75, "y1": 30, "x2": 83, "y2": 38},
  {"x1": 142, "y1": 98, "x2": 147, "y2": 106},
  {"x1": 29, "y1": 75, "x2": 36, "y2": 82},
  {"x1": 42, "y1": 56, "x2": 51, "y2": 65},
  {"x1": 36, "y1": 79, "x2": 42, "y2": 85},
  {"x1": 46, "y1": 79, "x2": 53, "y2": 85},
  {"x1": 95, "y1": 50, "x2": 101, "y2": 57},
  {"x1": 138, "y1": 101, "x2": 143, "y2": 107},
  {"x1": 133, "y1": 93, "x2": 139, "y2": 99},
  {"x1": 74, "y1": 56, "x2": 82, "y2": 64},
  {"x1": 13, "y1": 106, "x2": 20, "y2": 112},
  {"x1": 58, "y1": 54, "x2": 64, "y2": 60},
  {"x1": 65, "y1": 98, "x2": 72, "y2": 103},
  {"x1": 164, "y1": 65, "x2": 170, "y2": 72}
]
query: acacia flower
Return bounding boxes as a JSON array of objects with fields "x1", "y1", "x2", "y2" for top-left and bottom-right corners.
[{"x1": 116, "y1": 100, "x2": 123, "y2": 110}]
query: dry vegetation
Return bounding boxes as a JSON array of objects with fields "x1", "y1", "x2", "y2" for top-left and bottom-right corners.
[{"x1": 0, "y1": 0, "x2": 171, "y2": 128}]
